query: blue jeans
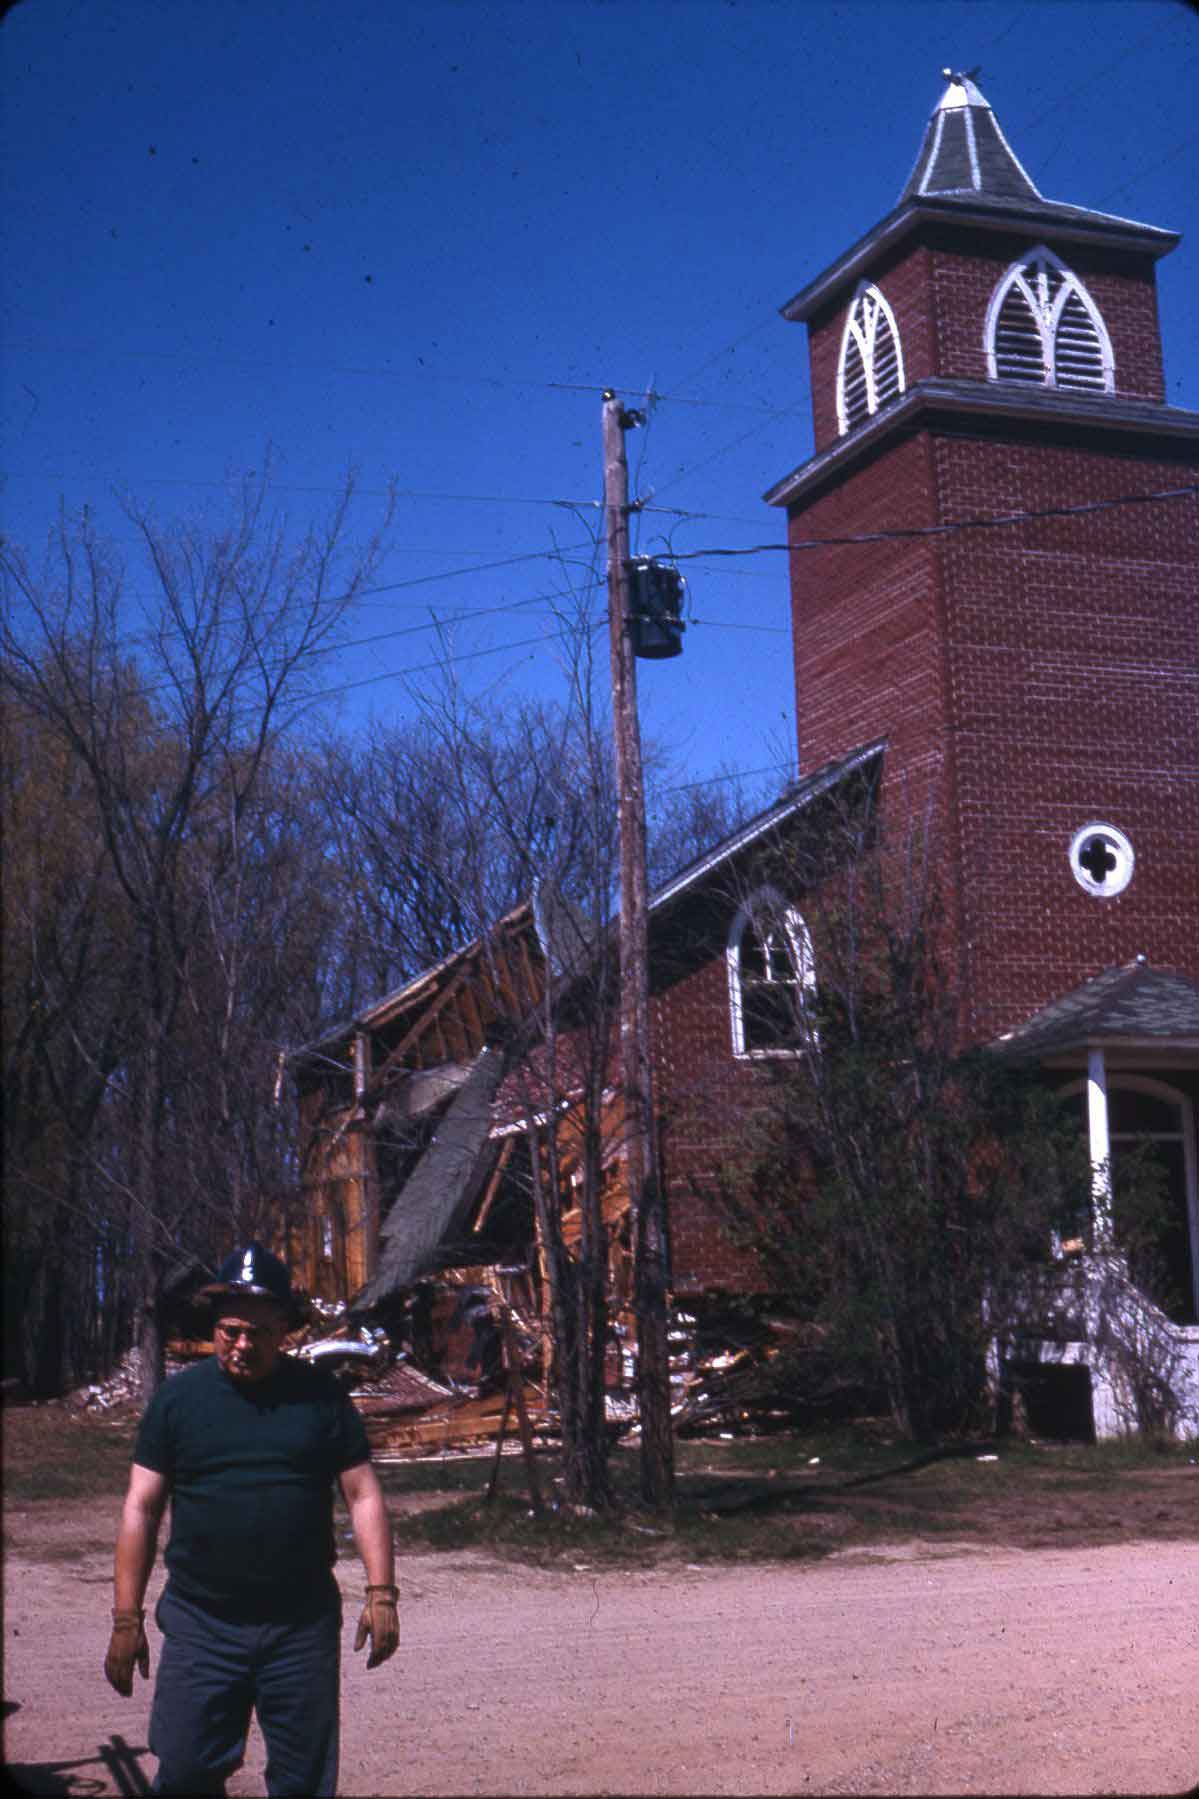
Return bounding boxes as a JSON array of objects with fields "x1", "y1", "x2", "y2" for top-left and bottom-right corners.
[{"x1": 149, "y1": 1585, "x2": 340, "y2": 1797}]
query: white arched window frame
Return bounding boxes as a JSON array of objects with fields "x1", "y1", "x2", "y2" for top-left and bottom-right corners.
[
  {"x1": 984, "y1": 247, "x2": 1114, "y2": 393},
  {"x1": 727, "y1": 887, "x2": 816, "y2": 1058},
  {"x1": 835, "y1": 282, "x2": 906, "y2": 436},
  {"x1": 1060, "y1": 1072, "x2": 1198, "y2": 1322}
]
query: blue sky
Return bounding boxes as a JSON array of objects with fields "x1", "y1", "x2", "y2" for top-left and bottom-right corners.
[{"x1": 3, "y1": 0, "x2": 1196, "y2": 801}]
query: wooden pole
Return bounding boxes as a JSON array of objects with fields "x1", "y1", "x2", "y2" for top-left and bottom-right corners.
[{"x1": 602, "y1": 391, "x2": 675, "y2": 1510}]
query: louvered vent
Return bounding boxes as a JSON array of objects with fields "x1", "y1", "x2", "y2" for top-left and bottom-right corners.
[
  {"x1": 1054, "y1": 291, "x2": 1108, "y2": 391},
  {"x1": 993, "y1": 284, "x2": 1043, "y2": 383},
  {"x1": 836, "y1": 283, "x2": 906, "y2": 436},
  {"x1": 987, "y1": 249, "x2": 1114, "y2": 394},
  {"x1": 841, "y1": 336, "x2": 870, "y2": 430},
  {"x1": 873, "y1": 319, "x2": 902, "y2": 409}
]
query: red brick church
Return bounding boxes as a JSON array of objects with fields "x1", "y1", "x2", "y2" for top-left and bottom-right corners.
[{"x1": 292, "y1": 74, "x2": 1198, "y2": 1437}]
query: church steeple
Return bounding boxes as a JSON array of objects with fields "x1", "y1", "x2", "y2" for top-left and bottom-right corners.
[{"x1": 901, "y1": 69, "x2": 1041, "y2": 204}]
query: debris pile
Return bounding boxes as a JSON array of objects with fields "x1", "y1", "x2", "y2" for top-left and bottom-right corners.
[
  {"x1": 669, "y1": 1310, "x2": 859, "y2": 1437},
  {"x1": 66, "y1": 1348, "x2": 146, "y2": 1414}
]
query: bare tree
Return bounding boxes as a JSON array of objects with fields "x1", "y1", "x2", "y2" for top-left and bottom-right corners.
[
  {"x1": 400, "y1": 603, "x2": 623, "y2": 1509},
  {"x1": 715, "y1": 794, "x2": 1100, "y2": 1439},
  {"x1": 2, "y1": 474, "x2": 393, "y2": 1400}
]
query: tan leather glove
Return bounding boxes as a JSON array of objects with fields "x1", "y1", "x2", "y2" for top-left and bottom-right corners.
[
  {"x1": 104, "y1": 1608, "x2": 150, "y2": 1696},
  {"x1": 353, "y1": 1584, "x2": 399, "y2": 1669}
]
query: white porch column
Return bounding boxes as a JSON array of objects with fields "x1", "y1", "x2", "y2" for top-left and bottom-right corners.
[{"x1": 1087, "y1": 1045, "x2": 1114, "y2": 1248}]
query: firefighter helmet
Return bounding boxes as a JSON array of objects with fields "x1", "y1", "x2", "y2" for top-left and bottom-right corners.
[{"x1": 199, "y1": 1242, "x2": 304, "y2": 1324}]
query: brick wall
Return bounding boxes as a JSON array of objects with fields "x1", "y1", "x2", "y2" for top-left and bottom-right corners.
[
  {"x1": 788, "y1": 423, "x2": 1199, "y2": 1045},
  {"x1": 651, "y1": 919, "x2": 780, "y2": 1295},
  {"x1": 931, "y1": 436, "x2": 1198, "y2": 1039},
  {"x1": 801, "y1": 225, "x2": 1166, "y2": 457}
]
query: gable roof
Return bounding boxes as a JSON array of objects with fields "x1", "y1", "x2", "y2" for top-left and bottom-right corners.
[
  {"x1": 995, "y1": 960, "x2": 1199, "y2": 1061},
  {"x1": 648, "y1": 738, "x2": 886, "y2": 912}
]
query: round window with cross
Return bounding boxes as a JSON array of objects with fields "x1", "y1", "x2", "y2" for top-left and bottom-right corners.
[{"x1": 1068, "y1": 822, "x2": 1134, "y2": 898}]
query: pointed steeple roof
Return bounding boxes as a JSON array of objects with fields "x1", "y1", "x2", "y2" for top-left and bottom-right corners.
[
  {"x1": 778, "y1": 70, "x2": 1178, "y2": 328},
  {"x1": 901, "y1": 69, "x2": 1041, "y2": 204}
]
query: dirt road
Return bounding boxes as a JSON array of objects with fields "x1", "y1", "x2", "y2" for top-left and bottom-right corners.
[{"x1": 4, "y1": 1533, "x2": 1197, "y2": 1795}]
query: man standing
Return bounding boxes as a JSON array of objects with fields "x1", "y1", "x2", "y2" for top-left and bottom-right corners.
[{"x1": 104, "y1": 1243, "x2": 398, "y2": 1797}]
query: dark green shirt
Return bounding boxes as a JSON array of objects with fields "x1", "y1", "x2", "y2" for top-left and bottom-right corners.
[{"x1": 134, "y1": 1353, "x2": 371, "y2": 1618}]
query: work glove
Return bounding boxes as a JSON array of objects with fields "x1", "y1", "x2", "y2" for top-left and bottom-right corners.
[
  {"x1": 104, "y1": 1608, "x2": 150, "y2": 1696},
  {"x1": 353, "y1": 1584, "x2": 399, "y2": 1669}
]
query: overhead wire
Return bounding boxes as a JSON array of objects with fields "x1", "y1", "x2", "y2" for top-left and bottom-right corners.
[{"x1": 657, "y1": 483, "x2": 1199, "y2": 563}]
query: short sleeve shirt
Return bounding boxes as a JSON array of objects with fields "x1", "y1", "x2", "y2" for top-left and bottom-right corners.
[{"x1": 134, "y1": 1354, "x2": 371, "y2": 1618}]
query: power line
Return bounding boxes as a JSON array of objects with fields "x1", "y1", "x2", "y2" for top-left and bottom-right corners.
[
  {"x1": 1, "y1": 467, "x2": 610, "y2": 512},
  {"x1": 5, "y1": 346, "x2": 796, "y2": 419},
  {"x1": 302, "y1": 619, "x2": 609, "y2": 707},
  {"x1": 660, "y1": 483, "x2": 1199, "y2": 563},
  {"x1": 4, "y1": 464, "x2": 756, "y2": 524},
  {"x1": 314, "y1": 583, "x2": 604, "y2": 658},
  {"x1": 654, "y1": 759, "x2": 795, "y2": 798},
  {"x1": 1097, "y1": 127, "x2": 1199, "y2": 210},
  {"x1": 688, "y1": 616, "x2": 789, "y2": 635}
]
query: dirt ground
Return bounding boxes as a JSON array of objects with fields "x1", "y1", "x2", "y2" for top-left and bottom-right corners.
[{"x1": 4, "y1": 1496, "x2": 1198, "y2": 1798}]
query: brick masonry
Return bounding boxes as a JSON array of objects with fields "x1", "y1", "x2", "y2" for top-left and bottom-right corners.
[{"x1": 654, "y1": 199, "x2": 1197, "y2": 1294}]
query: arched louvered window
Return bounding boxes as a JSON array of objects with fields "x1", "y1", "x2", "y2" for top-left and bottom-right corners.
[
  {"x1": 985, "y1": 249, "x2": 1113, "y2": 393},
  {"x1": 836, "y1": 283, "x2": 906, "y2": 436},
  {"x1": 727, "y1": 889, "x2": 816, "y2": 1057}
]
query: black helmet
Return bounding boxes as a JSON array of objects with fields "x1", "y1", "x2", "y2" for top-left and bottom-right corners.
[{"x1": 199, "y1": 1242, "x2": 304, "y2": 1324}]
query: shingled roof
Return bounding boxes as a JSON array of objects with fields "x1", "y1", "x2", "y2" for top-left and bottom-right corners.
[
  {"x1": 995, "y1": 960, "x2": 1199, "y2": 1060},
  {"x1": 351, "y1": 1043, "x2": 511, "y2": 1311},
  {"x1": 901, "y1": 71, "x2": 1040, "y2": 205},
  {"x1": 780, "y1": 72, "x2": 1178, "y2": 328}
]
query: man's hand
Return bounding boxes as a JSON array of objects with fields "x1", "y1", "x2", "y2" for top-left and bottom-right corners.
[
  {"x1": 104, "y1": 1609, "x2": 150, "y2": 1696},
  {"x1": 353, "y1": 1585, "x2": 399, "y2": 1669}
]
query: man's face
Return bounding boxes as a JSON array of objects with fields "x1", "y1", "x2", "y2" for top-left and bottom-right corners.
[{"x1": 212, "y1": 1294, "x2": 289, "y2": 1384}]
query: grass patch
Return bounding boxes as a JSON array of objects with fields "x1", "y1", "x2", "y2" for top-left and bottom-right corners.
[
  {"x1": 6, "y1": 1401, "x2": 1196, "y2": 1570},
  {"x1": 3, "y1": 1402, "x2": 139, "y2": 1502},
  {"x1": 379, "y1": 1429, "x2": 1199, "y2": 1568}
]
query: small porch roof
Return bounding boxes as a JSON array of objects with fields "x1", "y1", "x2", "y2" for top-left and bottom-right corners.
[{"x1": 994, "y1": 960, "x2": 1199, "y2": 1068}]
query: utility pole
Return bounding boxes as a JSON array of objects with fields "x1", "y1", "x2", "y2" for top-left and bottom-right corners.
[{"x1": 603, "y1": 390, "x2": 674, "y2": 1510}]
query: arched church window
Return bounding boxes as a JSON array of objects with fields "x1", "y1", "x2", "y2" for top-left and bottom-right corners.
[
  {"x1": 727, "y1": 889, "x2": 816, "y2": 1056},
  {"x1": 986, "y1": 249, "x2": 1114, "y2": 393},
  {"x1": 836, "y1": 283, "x2": 906, "y2": 436}
]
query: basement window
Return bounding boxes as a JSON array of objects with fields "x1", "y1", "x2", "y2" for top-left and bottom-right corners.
[
  {"x1": 986, "y1": 248, "x2": 1113, "y2": 393},
  {"x1": 728, "y1": 889, "x2": 816, "y2": 1056},
  {"x1": 836, "y1": 282, "x2": 906, "y2": 435}
]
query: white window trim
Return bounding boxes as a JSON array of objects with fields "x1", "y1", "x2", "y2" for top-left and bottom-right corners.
[
  {"x1": 835, "y1": 282, "x2": 906, "y2": 436},
  {"x1": 984, "y1": 245, "x2": 1114, "y2": 391},
  {"x1": 1068, "y1": 820, "x2": 1135, "y2": 899},
  {"x1": 727, "y1": 886, "x2": 816, "y2": 1059}
]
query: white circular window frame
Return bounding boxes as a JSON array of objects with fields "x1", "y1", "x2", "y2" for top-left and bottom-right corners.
[{"x1": 1069, "y1": 821, "x2": 1135, "y2": 898}]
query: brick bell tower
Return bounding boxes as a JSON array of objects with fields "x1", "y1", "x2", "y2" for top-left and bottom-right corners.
[{"x1": 765, "y1": 71, "x2": 1199, "y2": 1045}]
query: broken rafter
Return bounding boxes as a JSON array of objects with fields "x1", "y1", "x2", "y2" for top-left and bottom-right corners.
[
  {"x1": 365, "y1": 967, "x2": 479, "y2": 1093},
  {"x1": 471, "y1": 1135, "x2": 516, "y2": 1236}
]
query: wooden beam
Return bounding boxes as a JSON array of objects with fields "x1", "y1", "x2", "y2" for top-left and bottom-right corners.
[
  {"x1": 472, "y1": 1135, "x2": 515, "y2": 1235},
  {"x1": 365, "y1": 967, "x2": 475, "y2": 1092}
]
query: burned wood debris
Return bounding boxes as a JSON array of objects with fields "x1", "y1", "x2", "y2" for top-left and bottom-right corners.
[{"x1": 668, "y1": 1309, "x2": 866, "y2": 1438}]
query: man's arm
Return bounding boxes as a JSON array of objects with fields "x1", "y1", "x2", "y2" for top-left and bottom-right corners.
[
  {"x1": 340, "y1": 1460, "x2": 398, "y2": 1668},
  {"x1": 105, "y1": 1463, "x2": 169, "y2": 1695},
  {"x1": 114, "y1": 1462, "x2": 169, "y2": 1612},
  {"x1": 339, "y1": 1460, "x2": 394, "y2": 1588}
]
